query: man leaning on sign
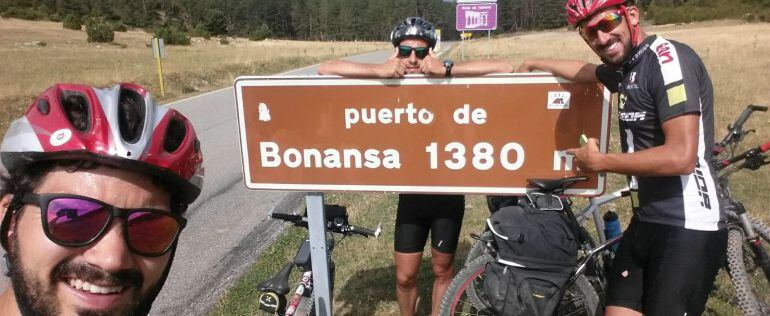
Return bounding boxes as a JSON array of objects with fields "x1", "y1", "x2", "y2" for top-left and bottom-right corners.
[
  {"x1": 318, "y1": 17, "x2": 513, "y2": 316},
  {"x1": 517, "y1": 0, "x2": 725, "y2": 315}
]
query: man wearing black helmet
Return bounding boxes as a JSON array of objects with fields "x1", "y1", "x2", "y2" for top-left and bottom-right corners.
[
  {"x1": 318, "y1": 17, "x2": 512, "y2": 316},
  {"x1": 0, "y1": 83, "x2": 204, "y2": 316}
]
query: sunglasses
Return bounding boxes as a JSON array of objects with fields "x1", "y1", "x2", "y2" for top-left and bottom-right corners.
[
  {"x1": 397, "y1": 45, "x2": 429, "y2": 59},
  {"x1": 21, "y1": 193, "x2": 186, "y2": 257},
  {"x1": 579, "y1": 10, "x2": 624, "y2": 41}
]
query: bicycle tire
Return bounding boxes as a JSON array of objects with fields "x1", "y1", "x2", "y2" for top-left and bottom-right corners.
[
  {"x1": 465, "y1": 231, "x2": 492, "y2": 265},
  {"x1": 726, "y1": 227, "x2": 769, "y2": 315},
  {"x1": 293, "y1": 295, "x2": 315, "y2": 316},
  {"x1": 439, "y1": 254, "x2": 601, "y2": 316}
]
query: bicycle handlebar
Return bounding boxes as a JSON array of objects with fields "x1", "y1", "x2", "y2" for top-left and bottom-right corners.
[
  {"x1": 718, "y1": 104, "x2": 768, "y2": 148},
  {"x1": 269, "y1": 211, "x2": 381, "y2": 238},
  {"x1": 716, "y1": 140, "x2": 770, "y2": 174}
]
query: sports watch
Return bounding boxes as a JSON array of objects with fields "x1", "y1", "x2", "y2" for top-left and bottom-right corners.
[{"x1": 443, "y1": 59, "x2": 454, "y2": 77}]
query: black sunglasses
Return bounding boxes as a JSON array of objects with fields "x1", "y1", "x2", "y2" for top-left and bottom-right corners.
[
  {"x1": 21, "y1": 193, "x2": 186, "y2": 257},
  {"x1": 398, "y1": 45, "x2": 429, "y2": 59}
]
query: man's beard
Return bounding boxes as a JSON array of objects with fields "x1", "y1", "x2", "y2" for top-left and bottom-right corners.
[
  {"x1": 8, "y1": 235, "x2": 159, "y2": 316},
  {"x1": 596, "y1": 37, "x2": 633, "y2": 66}
]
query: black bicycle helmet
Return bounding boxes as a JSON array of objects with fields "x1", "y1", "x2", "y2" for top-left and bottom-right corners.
[{"x1": 390, "y1": 17, "x2": 437, "y2": 48}]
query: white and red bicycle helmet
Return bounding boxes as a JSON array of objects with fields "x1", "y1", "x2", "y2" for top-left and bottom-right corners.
[
  {"x1": 566, "y1": 0, "x2": 640, "y2": 47},
  {"x1": 0, "y1": 83, "x2": 204, "y2": 205}
]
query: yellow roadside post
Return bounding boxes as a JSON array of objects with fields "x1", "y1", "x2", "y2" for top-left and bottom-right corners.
[{"x1": 151, "y1": 37, "x2": 166, "y2": 97}]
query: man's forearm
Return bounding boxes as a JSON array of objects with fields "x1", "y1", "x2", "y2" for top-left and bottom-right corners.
[
  {"x1": 317, "y1": 60, "x2": 381, "y2": 77},
  {"x1": 519, "y1": 59, "x2": 599, "y2": 83},
  {"x1": 452, "y1": 60, "x2": 514, "y2": 77},
  {"x1": 598, "y1": 145, "x2": 696, "y2": 177}
]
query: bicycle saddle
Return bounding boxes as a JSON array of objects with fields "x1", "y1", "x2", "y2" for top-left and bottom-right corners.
[
  {"x1": 528, "y1": 176, "x2": 588, "y2": 193},
  {"x1": 257, "y1": 262, "x2": 293, "y2": 296}
]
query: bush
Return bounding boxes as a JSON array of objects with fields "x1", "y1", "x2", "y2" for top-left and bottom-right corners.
[
  {"x1": 219, "y1": 37, "x2": 229, "y2": 45},
  {"x1": 154, "y1": 26, "x2": 191, "y2": 45},
  {"x1": 3, "y1": 7, "x2": 46, "y2": 20},
  {"x1": 112, "y1": 22, "x2": 128, "y2": 32},
  {"x1": 62, "y1": 14, "x2": 82, "y2": 30},
  {"x1": 85, "y1": 17, "x2": 114, "y2": 43},
  {"x1": 248, "y1": 23, "x2": 271, "y2": 41}
]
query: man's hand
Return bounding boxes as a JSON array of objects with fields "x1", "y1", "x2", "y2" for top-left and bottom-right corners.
[
  {"x1": 565, "y1": 137, "x2": 603, "y2": 173},
  {"x1": 515, "y1": 60, "x2": 535, "y2": 73},
  {"x1": 420, "y1": 49, "x2": 445, "y2": 77},
  {"x1": 376, "y1": 50, "x2": 407, "y2": 78}
]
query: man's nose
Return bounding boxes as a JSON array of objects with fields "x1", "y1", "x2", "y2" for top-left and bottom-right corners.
[
  {"x1": 595, "y1": 30, "x2": 613, "y2": 44},
  {"x1": 81, "y1": 221, "x2": 135, "y2": 273},
  {"x1": 408, "y1": 51, "x2": 419, "y2": 63}
]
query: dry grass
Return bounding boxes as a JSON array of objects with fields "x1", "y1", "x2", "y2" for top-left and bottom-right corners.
[{"x1": 0, "y1": 18, "x2": 389, "y2": 135}]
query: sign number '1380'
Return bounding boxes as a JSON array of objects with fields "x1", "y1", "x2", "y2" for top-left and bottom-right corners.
[{"x1": 425, "y1": 142, "x2": 525, "y2": 171}]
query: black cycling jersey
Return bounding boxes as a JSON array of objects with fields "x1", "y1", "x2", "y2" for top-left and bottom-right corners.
[{"x1": 596, "y1": 35, "x2": 724, "y2": 231}]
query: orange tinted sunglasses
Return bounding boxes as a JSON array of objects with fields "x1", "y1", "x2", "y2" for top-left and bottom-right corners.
[{"x1": 579, "y1": 10, "x2": 624, "y2": 41}]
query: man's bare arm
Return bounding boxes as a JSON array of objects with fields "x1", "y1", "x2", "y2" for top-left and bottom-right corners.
[
  {"x1": 567, "y1": 114, "x2": 700, "y2": 176},
  {"x1": 453, "y1": 60, "x2": 514, "y2": 77},
  {"x1": 516, "y1": 59, "x2": 600, "y2": 83},
  {"x1": 318, "y1": 50, "x2": 405, "y2": 78}
]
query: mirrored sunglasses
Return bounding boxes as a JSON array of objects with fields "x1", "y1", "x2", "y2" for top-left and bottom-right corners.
[
  {"x1": 21, "y1": 193, "x2": 186, "y2": 257},
  {"x1": 398, "y1": 45, "x2": 429, "y2": 59}
]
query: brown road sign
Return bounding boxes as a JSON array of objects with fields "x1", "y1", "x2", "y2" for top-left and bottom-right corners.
[{"x1": 234, "y1": 73, "x2": 611, "y2": 196}]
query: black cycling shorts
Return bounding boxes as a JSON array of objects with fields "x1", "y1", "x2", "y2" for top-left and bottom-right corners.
[
  {"x1": 394, "y1": 194, "x2": 465, "y2": 254},
  {"x1": 605, "y1": 216, "x2": 727, "y2": 315}
]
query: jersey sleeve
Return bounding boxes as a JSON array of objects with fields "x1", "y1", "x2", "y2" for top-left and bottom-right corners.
[
  {"x1": 595, "y1": 64, "x2": 621, "y2": 93},
  {"x1": 648, "y1": 39, "x2": 706, "y2": 123}
]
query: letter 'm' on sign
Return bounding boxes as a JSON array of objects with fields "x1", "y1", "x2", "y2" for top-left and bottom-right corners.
[{"x1": 553, "y1": 150, "x2": 574, "y2": 171}]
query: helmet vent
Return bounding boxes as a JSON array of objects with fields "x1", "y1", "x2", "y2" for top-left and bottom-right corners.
[
  {"x1": 118, "y1": 89, "x2": 146, "y2": 144},
  {"x1": 164, "y1": 118, "x2": 186, "y2": 153},
  {"x1": 37, "y1": 98, "x2": 50, "y2": 115},
  {"x1": 61, "y1": 92, "x2": 91, "y2": 132}
]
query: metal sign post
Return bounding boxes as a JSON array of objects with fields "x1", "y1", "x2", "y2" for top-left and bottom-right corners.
[
  {"x1": 151, "y1": 37, "x2": 166, "y2": 96},
  {"x1": 305, "y1": 192, "x2": 331, "y2": 316}
]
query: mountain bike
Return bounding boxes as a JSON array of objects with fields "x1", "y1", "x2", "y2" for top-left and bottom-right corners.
[
  {"x1": 439, "y1": 176, "x2": 626, "y2": 315},
  {"x1": 257, "y1": 204, "x2": 381, "y2": 316},
  {"x1": 712, "y1": 104, "x2": 770, "y2": 315}
]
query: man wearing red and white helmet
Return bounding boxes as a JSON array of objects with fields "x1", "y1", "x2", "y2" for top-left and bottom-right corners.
[
  {"x1": 518, "y1": 1, "x2": 725, "y2": 315},
  {"x1": 0, "y1": 83, "x2": 204, "y2": 315}
]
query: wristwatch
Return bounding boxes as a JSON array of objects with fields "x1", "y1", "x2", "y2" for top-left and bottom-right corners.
[{"x1": 443, "y1": 59, "x2": 454, "y2": 77}]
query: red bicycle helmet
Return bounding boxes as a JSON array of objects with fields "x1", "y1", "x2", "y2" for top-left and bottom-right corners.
[
  {"x1": 0, "y1": 83, "x2": 204, "y2": 204},
  {"x1": 566, "y1": 0, "x2": 640, "y2": 47}
]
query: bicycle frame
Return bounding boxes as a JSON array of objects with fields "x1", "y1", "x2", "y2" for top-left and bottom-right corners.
[{"x1": 574, "y1": 186, "x2": 630, "y2": 244}]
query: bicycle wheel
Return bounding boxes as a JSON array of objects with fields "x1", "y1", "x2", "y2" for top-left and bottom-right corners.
[
  {"x1": 439, "y1": 254, "x2": 601, "y2": 316},
  {"x1": 465, "y1": 231, "x2": 492, "y2": 266},
  {"x1": 726, "y1": 226, "x2": 770, "y2": 315},
  {"x1": 440, "y1": 254, "x2": 495, "y2": 315}
]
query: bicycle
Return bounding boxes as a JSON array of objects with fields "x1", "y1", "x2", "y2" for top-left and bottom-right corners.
[
  {"x1": 256, "y1": 204, "x2": 381, "y2": 316},
  {"x1": 439, "y1": 176, "x2": 626, "y2": 315},
  {"x1": 711, "y1": 104, "x2": 770, "y2": 315}
]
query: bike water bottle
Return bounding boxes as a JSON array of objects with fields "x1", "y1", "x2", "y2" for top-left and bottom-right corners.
[{"x1": 603, "y1": 210, "x2": 622, "y2": 252}]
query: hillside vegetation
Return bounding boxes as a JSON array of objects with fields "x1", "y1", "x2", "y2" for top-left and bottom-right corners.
[{"x1": 2, "y1": 0, "x2": 767, "y2": 43}]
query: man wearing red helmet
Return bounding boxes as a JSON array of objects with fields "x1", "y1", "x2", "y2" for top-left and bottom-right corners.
[
  {"x1": 518, "y1": 1, "x2": 725, "y2": 315},
  {"x1": 319, "y1": 17, "x2": 513, "y2": 316},
  {"x1": 0, "y1": 83, "x2": 204, "y2": 315}
]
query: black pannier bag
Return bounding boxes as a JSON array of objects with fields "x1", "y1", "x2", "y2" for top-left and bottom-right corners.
[{"x1": 483, "y1": 198, "x2": 578, "y2": 316}]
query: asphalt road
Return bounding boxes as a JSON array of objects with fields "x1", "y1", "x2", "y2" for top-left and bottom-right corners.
[
  {"x1": 0, "y1": 45, "x2": 450, "y2": 315},
  {"x1": 152, "y1": 48, "x2": 400, "y2": 315}
]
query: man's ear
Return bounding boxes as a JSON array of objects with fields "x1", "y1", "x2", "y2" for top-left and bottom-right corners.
[
  {"x1": 626, "y1": 6, "x2": 640, "y2": 27},
  {"x1": 0, "y1": 195, "x2": 15, "y2": 244}
]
